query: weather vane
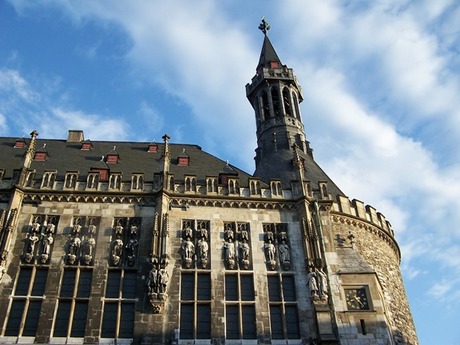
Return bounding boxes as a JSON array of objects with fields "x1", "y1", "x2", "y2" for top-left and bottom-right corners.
[{"x1": 258, "y1": 17, "x2": 270, "y2": 35}]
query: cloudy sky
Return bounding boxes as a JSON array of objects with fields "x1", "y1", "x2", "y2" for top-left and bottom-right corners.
[{"x1": 1, "y1": 1, "x2": 459, "y2": 343}]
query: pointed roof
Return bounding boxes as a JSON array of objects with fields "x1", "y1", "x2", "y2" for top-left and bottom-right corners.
[
  {"x1": 257, "y1": 35, "x2": 282, "y2": 69},
  {"x1": 257, "y1": 18, "x2": 282, "y2": 70}
]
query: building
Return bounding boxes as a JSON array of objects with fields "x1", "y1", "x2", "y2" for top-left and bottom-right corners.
[{"x1": 0, "y1": 19, "x2": 418, "y2": 345}]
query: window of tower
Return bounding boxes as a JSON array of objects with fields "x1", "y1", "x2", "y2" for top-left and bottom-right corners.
[
  {"x1": 293, "y1": 94, "x2": 301, "y2": 119},
  {"x1": 271, "y1": 88, "x2": 281, "y2": 117},
  {"x1": 283, "y1": 88, "x2": 292, "y2": 117},
  {"x1": 262, "y1": 92, "x2": 269, "y2": 120}
]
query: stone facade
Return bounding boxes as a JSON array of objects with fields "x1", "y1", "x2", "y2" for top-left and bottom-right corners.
[{"x1": 0, "y1": 20, "x2": 418, "y2": 345}]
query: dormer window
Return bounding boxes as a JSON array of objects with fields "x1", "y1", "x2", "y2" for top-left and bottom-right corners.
[
  {"x1": 148, "y1": 143, "x2": 158, "y2": 153},
  {"x1": 106, "y1": 146, "x2": 119, "y2": 164},
  {"x1": 91, "y1": 168, "x2": 108, "y2": 182},
  {"x1": 270, "y1": 61, "x2": 280, "y2": 69},
  {"x1": 81, "y1": 141, "x2": 93, "y2": 151},
  {"x1": 34, "y1": 143, "x2": 48, "y2": 161},
  {"x1": 178, "y1": 148, "x2": 190, "y2": 166},
  {"x1": 14, "y1": 138, "x2": 27, "y2": 149}
]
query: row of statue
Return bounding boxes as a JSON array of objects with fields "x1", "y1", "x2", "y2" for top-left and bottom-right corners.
[
  {"x1": 147, "y1": 255, "x2": 169, "y2": 313},
  {"x1": 264, "y1": 231, "x2": 291, "y2": 270},
  {"x1": 181, "y1": 225, "x2": 209, "y2": 269},
  {"x1": 67, "y1": 224, "x2": 97, "y2": 265},
  {"x1": 307, "y1": 266, "x2": 328, "y2": 301},
  {"x1": 110, "y1": 225, "x2": 139, "y2": 266},
  {"x1": 23, "y1": 222, "x2": 56, "y2": 264}
]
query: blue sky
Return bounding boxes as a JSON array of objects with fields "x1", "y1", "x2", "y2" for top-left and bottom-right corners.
[{"x1": 1, "y1": 1, "x2": 459, "y2": 343}]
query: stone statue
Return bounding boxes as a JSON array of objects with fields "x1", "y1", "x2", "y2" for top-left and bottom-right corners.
[
  {"x1": 316, "y1": 267, "x2": 328, "y2": 300},
  {"x1": 111, "y1": 238, "x2": 123, "y2": 265},
  {"x1": 224, "y1": 240, "x2": 236, "y2": 269},
  {"x1": 82, "y1": 235, "x2": 96, "y2": 265},
  {"x1": 265, "y1": 240, "x2": 276, "y2": 262},
  {"x1": 148, "y1": 267, "x2": 159, "y2": 294},
  {"x1": 182, "y1": 239, "x2": 195, "y2": 259},
  {"x1": 24, "y1": 232, "x2": 39, "y2": 262},
  {"x1": 126, "y1": 238, "x2": 139, "y2": 257},
  {"x1": 197, "y1": 239, "x2": 209, "y2": 260},
  {"x1": 240, "y1": 241, "x2": 250, "y2": 261},
  {"x1": 41, "y1": 235, "x2": 51, "y2": 255},
  {"x1": 278, "y1": 240, "x2": 291, "y2": 270},
  {"x1": 69, "y1": 236, "x2": 81, "y2": 255},
  {"x1": 183, "y1": 226, "x2": 193, "y2": 239},
  {"x1": 307, "y1": 267, "x2": 318, "y2": 299},
  {"x1": 182, "y1": 238, "x2": 195, "y2": 268},
  {"x1": 158, "y1": 268, "x2": 169, "y2": 294}
]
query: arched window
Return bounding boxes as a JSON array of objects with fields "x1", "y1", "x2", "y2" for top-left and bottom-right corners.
[
  {"x1": 262, "y1": 91, "x2": 269, "y2": 119},
  {"x1": 283, "y1": 88, "x2": 293, "y2": 117},
  {"x1": 293, "y1": 93, "x2": 301, "y2": 120},
  {"x1": 271, "y1": 88, "x2": 281, "y2": 117}
]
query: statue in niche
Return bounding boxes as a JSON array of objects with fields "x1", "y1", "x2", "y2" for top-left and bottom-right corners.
[
  {"x1": 67, "y1": 235, "x2": 81, "y2": 264},
  {"x1": 181, "y1": 238, "x2": 195, "y2": 268},
  {"x1": 111, "y1": 238, "x2": 123, "y2": 266},
  {"x1": 265, "y1": 240, "x2": 276, "y2": 270},
  {"x1": 114, "y1": 225, "x2": 124, "y2": 237},
  {"x1": 278, "y1": 240, "x2": 291, "y2": 270},
  {"x1": 239, "y1": 240, "x2": 250, "y2": 269},
  {"x1": 39, "y1": 233, "x2": 54, "y2": 263},
  {"x1": 183, "y1": 225, "x2": 193, "y2": 239},
  {"x1": 23, "y1": 232, "x2": 39, "y2": 263},
  {"x1": 224, "y1": 240, "x2": 236, "y2": 269},
  {"x1": 197, "y1": 238, "x2": 209, "y2": 268},
  {"x1": 82, "y1": 233, "x2": 96, "y2": 265},
  {"x1": 147, "y1": 254, "x2": 170, "y2": 312},
  {"x1": 316, "y1": 267, "x2": 328, "y2": 301},
  {"x1": 158, "y1": 268, "x2": 169, "y2": 294},
  {"x1": 129, "y1": 225, "x2": 138, "y2": 237},
  {"x1": 307, "y1": 267, "x2": 319, "y2": 299},
  {"x1": 126, "y1": 238, "x2": 139, "y2": 266},
  {"x1": 198, "y1": 227, "x2": 208, "y2": 240},
  {"x1": 31, "y1": 222, "x2": 41, "y2": 233},
  {"x1": 73, "y1": 224, "x2": 82, "y2": 235},
  {"x1": 147, "y1": 266, "x2": 159, "y2": 295},
  {"x1": 46, "y1": 223, "x2": 55, "y2": 234}
]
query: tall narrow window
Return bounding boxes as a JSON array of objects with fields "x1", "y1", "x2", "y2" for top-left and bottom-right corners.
[
  {"x1": 53, "y1": 268, "x2": 92, "y2": 338},
  {"x1": 225, "y1": 273, "x2": 256, "y2": 339},
  {"x1": 179, "y1": 272, "x2": 211, "y2": 339},
  {"x1": 267, "y1": 274, "x2": 300, "y2": 339},
  {"x1": 101, "y1": 269, "x2": 136, "y2": 339},
  {"x1": 271, "y1": 88, "x2": 281, "y2": 117},
  {"x1": 283, "y1": 88, "x2": 293, "y2": 117},
  {"x1": 5, "y1": 267, "x2": 48, "y2": 337}
]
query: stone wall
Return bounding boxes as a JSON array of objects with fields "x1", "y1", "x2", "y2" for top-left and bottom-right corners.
[{"x1": 331, "y1": 212, "x2": 418, "y2": 345}]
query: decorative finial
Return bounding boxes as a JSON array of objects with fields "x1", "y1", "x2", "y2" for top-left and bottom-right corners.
[{"x1": 258, "y1": 17, "x2": 270, "y2": 35}]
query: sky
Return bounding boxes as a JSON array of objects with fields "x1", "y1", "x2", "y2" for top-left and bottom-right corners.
[{"x1": 0, "y1": 1, "x2": 459, "y2": 343}]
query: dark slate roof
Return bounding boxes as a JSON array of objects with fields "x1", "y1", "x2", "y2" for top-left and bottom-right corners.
[
  {"x1": 257, "y1": 35, "x2": 282, "y2": 70},
  {"x1": 254, "y1": 148, "x2": 345, "y2": 198},
  {"x1": 0, "y1": 137, "x2": 256, "y2": 186}
]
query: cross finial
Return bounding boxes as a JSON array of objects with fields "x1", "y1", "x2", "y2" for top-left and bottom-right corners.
[{"x1": 258, "y1": 17, "x2": 270, "y2": 35}]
